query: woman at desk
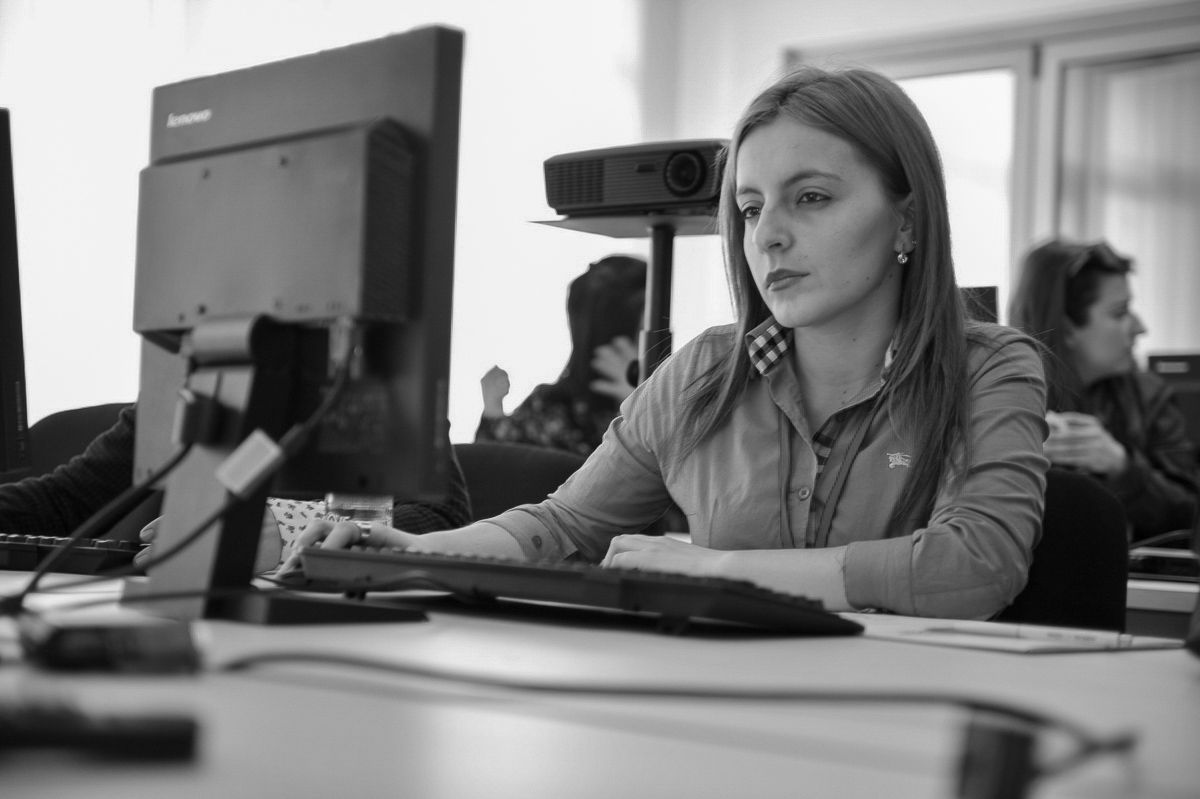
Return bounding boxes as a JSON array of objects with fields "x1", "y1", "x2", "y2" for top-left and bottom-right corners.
[
  {"x1": 284, "y1": 66, "x2": 1050, "y2": 620},
  {"x1": 1009, "y1": 239, "x2": 1200, "y2": 542}
]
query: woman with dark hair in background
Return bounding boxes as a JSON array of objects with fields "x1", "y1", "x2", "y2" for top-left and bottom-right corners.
[
  {"x1": 1010, "y1": 240, "x2": 1199, "y2": 542},
  {"x1": 475, "y1": 254, "x2": 646, "y2": 456},
  {"x1": 286, "y1": 65, "x2": 1049, "y2": 620}
]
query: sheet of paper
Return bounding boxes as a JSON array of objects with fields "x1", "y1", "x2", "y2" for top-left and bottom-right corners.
[{"x1": 842, "y1": 612, "x2": 1184, "y2": 654}]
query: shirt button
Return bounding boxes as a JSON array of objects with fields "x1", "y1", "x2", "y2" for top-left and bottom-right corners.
[
  {"x1": 797, "y1": 486, "x2": 811, "y2": 500},
  {"x1": 531, "y1": 535, "x2": 543, "y2": 549}
]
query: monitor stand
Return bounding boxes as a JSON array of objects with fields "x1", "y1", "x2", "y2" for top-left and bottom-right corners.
[
  {"x1": 129, "y1": 316, "x2": 425, "y2": 626},
  {"x1": 122, "y1": 578, "x2": 427, "y2": 625},
  {"x1": 639, "y1": 223, "x2": 674, "y2": 383}
]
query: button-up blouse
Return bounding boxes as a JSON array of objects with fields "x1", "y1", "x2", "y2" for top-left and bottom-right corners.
[{"x1": 487, "y1": 320, "x2": 1049, "y2": 619}]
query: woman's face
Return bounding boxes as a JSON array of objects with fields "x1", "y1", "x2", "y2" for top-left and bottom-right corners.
[
  {"x1": 735, "y1": 117, "x2": 910, "y2": 333},
  {"x1": 1066, "y1": 273, "x2": 1147, "y2": 386}
]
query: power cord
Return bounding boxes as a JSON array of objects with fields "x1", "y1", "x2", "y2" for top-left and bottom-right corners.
[{"x1": 217, "y1": 649, "x2": 1136, "y2": 799}]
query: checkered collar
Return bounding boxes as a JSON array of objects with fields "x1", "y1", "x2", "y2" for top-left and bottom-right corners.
[
  {"x1": 744, "y1": 316, "x2": 899, "y2": 379},
  {"x1": 745, "y1": 317, "x2": 791, "y2": 377}
]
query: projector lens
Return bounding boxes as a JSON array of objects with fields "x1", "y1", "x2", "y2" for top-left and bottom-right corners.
[{"x1": 664, "y1": 151, "x2": 705, "y2": 196}]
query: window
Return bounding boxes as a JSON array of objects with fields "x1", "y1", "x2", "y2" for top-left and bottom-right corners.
[
  {"x1": 897, "y1": 70, "x2": 1016, "y2": 311},
  {"x1": 1043, "y1": 26, "x2": 1200, "y2": 358},
  {"x1": 793, "y1": 3, "x2": 1200, "y2": 356}
]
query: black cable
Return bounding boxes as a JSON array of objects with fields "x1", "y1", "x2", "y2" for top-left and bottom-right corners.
[
  {"x1": 1129, "y1": 529, "x2": 1193, "y2": 549},
  {"x1": 252, "y1": 568, "x2": 1135, "y2": 773},
  {"x1": 276, "y1": 361, "x2": 352, "y2": 458},
  {"x1": 1, "y1": 443, "x2": 193, "y2": 615},
  {"x1": 218, "y1": 648, "x2": 1136, "y2": 780},
  {"x1": 1037, "y1": 733, "x2": 1138, "y2": 777}
]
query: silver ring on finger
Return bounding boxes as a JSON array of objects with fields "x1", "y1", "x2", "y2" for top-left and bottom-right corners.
[{"x1": 354, "y1": 521, "x2": 371, "y2": 546}]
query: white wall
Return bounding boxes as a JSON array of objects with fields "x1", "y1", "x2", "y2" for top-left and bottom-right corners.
[
  {"x1": 0, "y1": 0, "x2": 646, "y2": 443},
  {"x1": 659, "y1": 0, "x2": 1192, "y2": 136}
]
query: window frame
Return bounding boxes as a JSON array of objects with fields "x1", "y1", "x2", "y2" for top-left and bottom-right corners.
[{"x1": 1033, "y1": 17, "x2": 1200, "y2": 241}]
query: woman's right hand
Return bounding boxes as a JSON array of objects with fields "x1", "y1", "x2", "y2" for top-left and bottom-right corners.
[
  {"x1": 1044, "y1": 411, "x2": 1128, "y2": 476},
  {"x1": 275, "y1": 519, "x2": 422, "y2": 578}
]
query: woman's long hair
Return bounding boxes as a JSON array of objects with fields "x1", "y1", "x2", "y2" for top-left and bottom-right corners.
[
  {"x1": 678, "y1": 65, "x2": 981, "y2": 535},
  {"x1": 1008, "y1": 239, "x2": 1133, "y2": 412}
]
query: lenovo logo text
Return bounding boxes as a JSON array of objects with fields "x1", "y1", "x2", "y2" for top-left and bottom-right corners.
[{"x1": 166, "y1": 109, "x2": 213, "y2": 128}]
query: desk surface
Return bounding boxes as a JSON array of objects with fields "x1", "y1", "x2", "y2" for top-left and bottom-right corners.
[{"x1": 1, "y1": 574, "x2": 1197, "y2": 799}]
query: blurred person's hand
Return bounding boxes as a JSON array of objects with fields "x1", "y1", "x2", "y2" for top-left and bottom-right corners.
[
  {"x1": 480, "y1": 365, "x2": 510, "y2": 418},
  {"x1": 135, "y1": 507, "x2": 283, "y2": 574},
  {"x1": 1044, "y1": 411, "x2": 1128, "y2": 476},
  {"x1": 590, "y1": 336, "x2": 638, "y2": 403}
]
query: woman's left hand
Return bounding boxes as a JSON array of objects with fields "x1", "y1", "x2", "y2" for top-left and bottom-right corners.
[
  {"x1": 276, "y1": 518, "x2": 420, "y2": 577},
  {"x1": 601, "y1": 534, "x2": 721, "y2": 577},
  {"x1": 1043, "y1": 411, "x2": 1128, "y2": 476}
]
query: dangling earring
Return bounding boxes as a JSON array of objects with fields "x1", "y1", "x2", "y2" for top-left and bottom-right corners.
[{"x1": 897, "y1": 251, "x2": 909, "y2": 265}]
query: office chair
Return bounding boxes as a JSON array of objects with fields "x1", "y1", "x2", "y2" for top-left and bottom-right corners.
[
  {"x1": 452, "y1": 442, "x2": 587, "y2": 521},
  {"x1": 0, "y1": 402, "x2": 157, "y2": 540},
  {"x1": 24, "y1": 402, "x2": 130, "y2": 478},
  {"x1": 996, "y1": 468, "x2": 1129, "y2": 631}
]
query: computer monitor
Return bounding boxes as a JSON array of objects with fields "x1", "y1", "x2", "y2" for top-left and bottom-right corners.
[
  {"x1": 1148, "y1": 353, "x2": 1200, "y2": 450},
  {"x1": 131, "y1": 26, "x2": 464, "y2": 621},
  {"x1": 0, "y1": 109, "x2": 31, "y2": 478}
]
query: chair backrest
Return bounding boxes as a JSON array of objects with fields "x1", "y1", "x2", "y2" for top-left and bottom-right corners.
[
  {"x1": 996, "y1": 467, "x2": 1129, "y2": 631},
  {"x1": 27, "y1": 402, "x2": 130, "y2": 477},
  {"x1": 452, "y1": 442, "x2": 587, "y2": 522}
]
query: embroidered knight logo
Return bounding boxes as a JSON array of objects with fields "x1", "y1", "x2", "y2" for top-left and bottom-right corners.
[{"x1": 887, "y1": 452, "x2": 912, "y2": 469}]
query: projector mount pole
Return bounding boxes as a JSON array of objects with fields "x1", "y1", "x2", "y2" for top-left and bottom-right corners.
[{"x1": 638, "y1": 223, "x2": 675, "y2": 384}]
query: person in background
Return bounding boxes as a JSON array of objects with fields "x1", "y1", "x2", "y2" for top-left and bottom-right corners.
[
  {"x1": 1009, "y1": 239, "x2": 1199, "y2": 542},
  {"x1": 475, "y1": 254, "x2": 646, "y2": 456},
  {"x1": 0, "y1": 405, "x2": 473, "y2": 571},
  {"x1": 285, "y1": 64, "x2": 1050, "y2": 621}
]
